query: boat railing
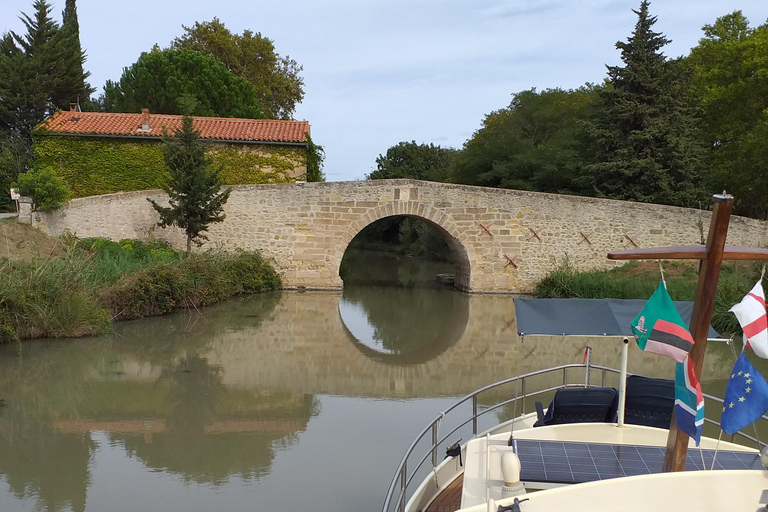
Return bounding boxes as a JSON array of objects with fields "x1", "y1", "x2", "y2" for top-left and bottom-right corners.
[{"x1": 381, "y1": 363, "x2": 768, "y2": 512}]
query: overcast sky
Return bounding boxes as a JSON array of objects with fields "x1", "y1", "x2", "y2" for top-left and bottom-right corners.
[{"x1": 4, "y1": 0, "x2": 768, "y2": 181}]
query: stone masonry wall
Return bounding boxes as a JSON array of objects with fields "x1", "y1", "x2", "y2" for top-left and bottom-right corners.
[{"x1": 28, "y1": 179, "x2": 768, "y2": 293}]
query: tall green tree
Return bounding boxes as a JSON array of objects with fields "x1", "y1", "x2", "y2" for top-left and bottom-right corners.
[
  {"x1": 367, "y1": 141, "x2": 457, "y2": 182},
  {"x1": 60, "y1": 0, "x2": 94, "y2": 106},
  {"x1": 689, "y1": 12, "x2": 768, "y2": 217},
  {"x1": 0, "y1": 0, "x2": 92, "y2": 209},
  {"x1": 171, "y1": 18, "x2": 304, "y2": 120},
  {"x1": 103, "y1": 48, "x2": 263, "y2": 119},
  {"x1": 148, "y1": 115, "x2": 232, "y2": 253},
  {"x1": 585, "y1": 1, "x2": 705, "y2": 207},
  {"x1": 452, "y1": 87, "x2": 595, "y2": 194}
]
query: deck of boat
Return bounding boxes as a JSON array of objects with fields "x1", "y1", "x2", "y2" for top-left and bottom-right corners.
[{"x1": 426, "y1": 474, "x2": 462, "y2": 512}]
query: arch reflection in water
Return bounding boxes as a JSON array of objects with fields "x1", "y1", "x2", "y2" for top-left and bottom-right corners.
[{"x1": 339, "y1": 285, "x2": 470, "y2": 365}]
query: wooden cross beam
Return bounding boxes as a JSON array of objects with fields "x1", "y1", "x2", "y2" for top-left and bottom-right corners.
[{"x1": 608, "y1": 194, "x2": 768, "y2": 472}]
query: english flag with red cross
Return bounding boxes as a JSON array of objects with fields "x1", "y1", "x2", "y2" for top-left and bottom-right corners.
[{"x1": 730, "y1": 281, "x2": 768, "y2": 359}]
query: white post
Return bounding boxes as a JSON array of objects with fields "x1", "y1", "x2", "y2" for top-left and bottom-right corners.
[{"x1": 618, "y1": 337, "x2": 629, "y2": 427}]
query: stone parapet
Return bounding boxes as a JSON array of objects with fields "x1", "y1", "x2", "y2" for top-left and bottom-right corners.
[{"x1": 29, "y1": 180, "x2": 768, "y2": 293}]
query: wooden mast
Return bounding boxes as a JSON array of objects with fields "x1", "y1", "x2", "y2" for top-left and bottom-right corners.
[{"x1": 608, "y1": 193, "x2": 768, "y2": 472}]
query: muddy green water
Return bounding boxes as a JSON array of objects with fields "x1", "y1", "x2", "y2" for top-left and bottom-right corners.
[{"x1": 0, "y1": 253, "x2": 753, "y2": 512}]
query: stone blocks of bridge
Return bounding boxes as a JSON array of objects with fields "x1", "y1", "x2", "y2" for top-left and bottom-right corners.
[{"x1": 28, "y1": 179, "x2": 768, "y2": 293}]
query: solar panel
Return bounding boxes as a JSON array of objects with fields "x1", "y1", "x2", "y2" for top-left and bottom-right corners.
[{"x1": 512, "y1": 439, "x2": 762, "y2": 484}]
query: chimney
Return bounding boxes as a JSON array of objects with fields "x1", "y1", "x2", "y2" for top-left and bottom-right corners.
[
  {"x1": 137, "y1": 108, "x2": 152, "y2": 133},
  {"x1": 70, "y1": 103, "x2": 78, "y2": 113}
]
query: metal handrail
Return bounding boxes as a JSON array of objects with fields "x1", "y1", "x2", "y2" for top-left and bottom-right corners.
[
  {"x1": 382, "y1": 364, "x2": 595, "y2": 512},
  {"x1": 381, "y1": 364, "x2": 768, "y2": 512}
]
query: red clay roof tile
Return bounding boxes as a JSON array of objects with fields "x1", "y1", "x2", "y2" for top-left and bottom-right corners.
[{"x1": 39, "y1": 110, "x2": 310, "y2": 144}]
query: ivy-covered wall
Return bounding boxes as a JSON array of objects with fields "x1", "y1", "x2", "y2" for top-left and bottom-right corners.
[{"x1": 32, "y1": 135, "x2": 308, "y2": 198}]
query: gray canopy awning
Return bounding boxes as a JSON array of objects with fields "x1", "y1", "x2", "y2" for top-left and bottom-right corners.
[{"x1": 513, "y1": 298, "x2": 722, "y2": 339}]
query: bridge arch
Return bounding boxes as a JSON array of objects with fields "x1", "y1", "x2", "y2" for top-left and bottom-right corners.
[
  {"x1": 337, "y1": 202, "x2": 474, "y2": 290},
  {"x1": 25, "y1": 179, "x2": 768, "y2": 293}
]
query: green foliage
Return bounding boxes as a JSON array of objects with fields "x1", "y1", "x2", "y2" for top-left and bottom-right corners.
[
  {"x1": 210, "y1": 145, "x2": 303, "y2": 184},
  {"x1": 534, "y1": 260, "x2": 761, "y2": 337},
  {"x1": 33, "y1": 135, "x2": 167, "y2": 197},
  {"x1": 0, "y1": 135, "x2": 31, "y2": 211},
  {"x1": 74, "y1": 237, "x2": 183, "y2": 284},
  {"x1": 99, "y1": 251, "x2": 281, "y2": 321},
  {"x1": 452, "y1": 88, "x2": 595, "y2": 193},
  {"x1": 585, "y1": 1, "x2": 705, "y2": 207},
  {"x1": 102, "y1": 48, "x2": 263, "y2": 119},
  {"x1": 15, "y1": 167, "x2": 71, "y2": 210},
  {"x1": 171, "y1": 18, "x2": 304, "y2": 120},
  {"x1": 32, "y1": 135, "x2": 303, "y2": 198},
  {"x1": 0, "y1": 256, "x2": 111, "y2": 342},
  {"x1": 368, "y1": 141, "x2": 456, "y2": 182},
  {"x1": 689, "y1": 12, "x2": 768, "y2": 218},
  {"x1": 0, "y1": 235, "x2": 281, "y2": 342},
  {"x1": 0, "y1": 0, "x2": 92, "y2": 144},
  {"x1": 348, "y1": 216, "x2": 451, "y2": 262},
  {"x1": 148, "y1": 115, "x2": 232, "y2": 253},
  {"x1": 304, "y1": 133, "x2": 325, "y2": 182}
]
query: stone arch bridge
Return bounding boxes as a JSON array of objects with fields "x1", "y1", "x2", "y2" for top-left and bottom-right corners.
[{"x1": 28, "y1": 179, "x2": 768, "y2": 292}]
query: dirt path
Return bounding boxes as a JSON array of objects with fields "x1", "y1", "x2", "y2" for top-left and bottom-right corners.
[{"x1": 0, "y1": 218, "x2": 67, "y2": 262}]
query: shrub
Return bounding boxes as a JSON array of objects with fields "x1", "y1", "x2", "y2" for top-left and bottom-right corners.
[
  {"x1": 15, "y1": 169, "x2": 71, "y2": 211},
  {"x1": 99, "y1": 250, "x2": 281, "y2": 322},
  {"x1": 534, "y1": 260, "x2": 761, "y2": 338}
]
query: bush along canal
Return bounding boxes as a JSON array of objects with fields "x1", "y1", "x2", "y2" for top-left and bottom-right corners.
[{"x1": 0, "y1": 233, "x2": 281, "y2": 343}]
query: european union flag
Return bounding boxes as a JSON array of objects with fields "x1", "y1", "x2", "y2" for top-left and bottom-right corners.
[{"x1": 720, "y1": 351, "x2": 768, "y2": 434}]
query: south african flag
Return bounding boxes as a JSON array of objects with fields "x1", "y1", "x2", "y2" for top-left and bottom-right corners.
[{"x1": 631, "y1": 282, "x2": 695, "y2": 363}]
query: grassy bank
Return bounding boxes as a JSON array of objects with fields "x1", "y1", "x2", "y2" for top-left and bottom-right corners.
[
  {"x1": 0, "y1": 236, "x2": 281, "y2": 343},
  {"x1": 534, "y1": 260, "x2": 762, "y2": 337}
]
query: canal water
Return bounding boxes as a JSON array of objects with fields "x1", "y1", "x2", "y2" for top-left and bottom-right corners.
[{"x1": 0, "y1": 252, "x2": 748, "y2": 512}]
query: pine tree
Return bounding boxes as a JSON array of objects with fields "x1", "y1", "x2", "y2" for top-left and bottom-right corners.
[
  {"x1": 0, "y1": 0, "x2": 92, "y2": 142},
  {"x1": 148, "y1": 116, "x2": 232, "y2": 253},
  {"x1": 586, "y1": 1, "x2": 705, "y2": 207}
]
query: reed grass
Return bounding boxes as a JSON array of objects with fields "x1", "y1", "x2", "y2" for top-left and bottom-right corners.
[
  {"x1": 534, "y1": 260, "x2": 762, "y2": 337},
  {"x1": 0, "y1": 237, "x2": 281, "y2": 343}
]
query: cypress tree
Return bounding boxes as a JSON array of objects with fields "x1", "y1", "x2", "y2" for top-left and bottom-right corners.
[
  {"x1": 148, "y1": 116, "x2": 232, "y2": 253},
  {"x1": 586, "y1": 1, "x2": 705, "y2": 207},
  {"x1": 60, "y1": 0, "x2": 93, "y2": 107}
]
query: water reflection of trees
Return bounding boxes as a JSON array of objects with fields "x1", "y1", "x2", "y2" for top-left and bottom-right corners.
[
  {"x1": 0, "y1": 291, "x2": 319, "y2": 510},
  {"x1": 112, "y1": 355, "x2": 319, "y2": 485},
  {"x1": 0, "y1": 340, "x2": 105, "y2": 512},
  {"x1": 340, "y1": 286, "x2": 469, "y2": 364},
  {"x1": 340, "y1": 249, "x2": 454, "y2": 288}
]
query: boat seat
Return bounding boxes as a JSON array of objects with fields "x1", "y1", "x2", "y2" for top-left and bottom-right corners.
[
  {"x1": 623, "y1": 375, "x2": 674, "y2": 429},
  {"x1": 534, "y1": 387, "x2": 618, "y2": 426}
]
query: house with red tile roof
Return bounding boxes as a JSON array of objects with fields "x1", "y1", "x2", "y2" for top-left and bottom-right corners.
[{"x1": 33, "y1": 106, "x2": 315, "y2": 198}]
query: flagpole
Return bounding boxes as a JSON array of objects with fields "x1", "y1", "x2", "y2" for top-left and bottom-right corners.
[
  {"x1": 608, "y1": 193, "x2": 768, "y2": 471},
  {"x1": 662, "y1": 194, "x2": 733, "y2": 471}
]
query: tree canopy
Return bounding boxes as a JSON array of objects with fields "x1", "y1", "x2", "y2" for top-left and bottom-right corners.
[
  {"x1": 585, "y1": 1, "x2": 705, "y2": 207},
  {"x1": 148, "y1": 115, "x2": 232, "y2": 253},
  {"x1": 171, "y1": 18, "x2": 304, "y2": 120},
  {"x1": 368, "y1": 141, "x2": 457, "y2": 182},
  {"x1": 0, "y1": 0, "x2": 91, "y2": 141},
  {"x1": 452, "y1": 87, "x2": 595, "y2": 194},
  {"x1": 102, "y1": 48, "x2": 263, "y2": 119},
  {"x1": 0, "y1": 0, "x2": 92, "y2": 210},
  {"x1": 689, "y1": 12, "x2": 768, "y2": 217}
]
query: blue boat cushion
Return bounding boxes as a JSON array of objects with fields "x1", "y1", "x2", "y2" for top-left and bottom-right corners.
[
  {"x1": 536, "y1": 387, "x2": 618, "y2": 426},
  {"x1": 623, "y1": 375, "x2": 674, "y2": 429}
]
